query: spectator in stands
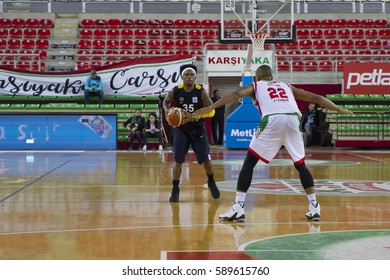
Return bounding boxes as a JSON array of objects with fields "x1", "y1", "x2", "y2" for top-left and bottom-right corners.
[
  {"x1": 301, "y1": 102, "x2": 319, "y2": 147},
  {"x1": 123, "y1": 109, "x2": 146, "y2": 150},
  {"x1": 211, "y1": 89, "x2": 225, "y2": 145},
  {"x1": 143, "y1": 112, "x2": 163, "y2": 151},
  {"x1": 84, "y1": 69, "x2": 104, "y2": 105}
]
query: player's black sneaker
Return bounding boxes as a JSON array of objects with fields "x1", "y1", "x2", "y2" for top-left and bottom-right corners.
[
  {"x1": 169, "y1": 187, "x2": 180, "y2": 202},
  {"x1": 207, "y1": 179, "x2": 220, "y2": 199}
]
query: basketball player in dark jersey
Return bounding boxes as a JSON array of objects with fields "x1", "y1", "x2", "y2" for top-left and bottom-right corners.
[{"x1": 162, "y1": 64, "x2": 220, "y2": 202}]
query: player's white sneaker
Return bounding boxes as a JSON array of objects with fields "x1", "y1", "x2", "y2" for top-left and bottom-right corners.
[
  {"x1": 158, "y1": 145, "x2": 163, "y2": 151},
  {"x1": 142, "y1": 145, "x2": 147, "y2": 151},
  {"x1": 219, "y1": 202, "x2": 245, "y2": 222},
  {"x1": 306, "y1": 202, "x2": 321, "y2": 221}
]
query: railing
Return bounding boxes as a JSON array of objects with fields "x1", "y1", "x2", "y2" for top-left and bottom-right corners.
[
  {"x1": 0, "y1": 0, "x2": 52, "y2": 13},
  {"x1": 81, "y1": 0, "x2": 134, "y2": 13}
]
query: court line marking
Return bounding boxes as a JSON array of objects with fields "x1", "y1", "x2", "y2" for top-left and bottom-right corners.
[
  {"x1": 0, "y1": 221, "x2": 390, "y2": 236},
  {"x1": 346, "y1": 152, "x2": 387, "y2": 163},
  {"x1": 0, "y1": 159, "x2": 72, "y2": 203}
]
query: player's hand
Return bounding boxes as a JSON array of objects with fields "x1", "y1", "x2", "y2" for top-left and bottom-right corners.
[
  {"x1": 338, "y1": 107, "x2": 354, "y2": 116},
  {"x1": 193, "y1": 106, "x2": 212, "y2": 120},
  {"x1": 182, "y1": 110, "x2": 191, "y2": 124}
]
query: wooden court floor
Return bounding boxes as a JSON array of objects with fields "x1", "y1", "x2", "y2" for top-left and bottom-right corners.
[{"x1": 0, "y1": 147, "x2": 389, "y2": 260}]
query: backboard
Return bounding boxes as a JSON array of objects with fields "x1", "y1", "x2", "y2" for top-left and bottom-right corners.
[{"x1": 220, "y1": 0, "x2": 296, "y2": 45}]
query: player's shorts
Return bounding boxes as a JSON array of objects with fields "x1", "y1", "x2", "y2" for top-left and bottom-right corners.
[
  {"x1": 248, "y1": 113, "x2": 305, "y2": 164},
  {"x1": 173, "y1": 125, "x2": 210, "y2": 164}
]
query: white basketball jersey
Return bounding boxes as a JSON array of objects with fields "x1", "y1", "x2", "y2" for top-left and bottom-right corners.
[{"x1": 253, "y1": 81, "x2": 301, "y2": 118}]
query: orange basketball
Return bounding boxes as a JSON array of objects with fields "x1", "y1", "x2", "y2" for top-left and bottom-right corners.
[{"x1": 166, "y1": 107, "x2": 187, "y2": 127}]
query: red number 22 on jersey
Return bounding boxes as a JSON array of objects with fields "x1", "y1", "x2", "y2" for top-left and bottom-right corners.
[{"x1": 268, "y1": 87, "x2": 288, "y2": 99}]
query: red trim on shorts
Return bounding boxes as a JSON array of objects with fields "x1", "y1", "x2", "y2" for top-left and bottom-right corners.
[
  {"x1": 294, "y1": 157, "x2": 305, "y2": 166},
  {"x1": 248, "y1": 147, "x2": 269, "y2": 164}
]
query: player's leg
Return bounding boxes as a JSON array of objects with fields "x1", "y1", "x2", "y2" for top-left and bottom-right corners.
[
  {"x1": 191, "y1": 126, "x2": 220, "y2": 199},
  {"x1": 283, "y1": 115, "x2": 320, "y2": 221}
]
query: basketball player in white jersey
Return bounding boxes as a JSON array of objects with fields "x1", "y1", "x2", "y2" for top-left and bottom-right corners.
[{"x1": 193, "y1": 65, "x2": 353, "y2": 222}]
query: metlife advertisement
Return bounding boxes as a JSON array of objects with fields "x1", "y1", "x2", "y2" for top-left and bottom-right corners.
[{"x1": 0, "y1": 114, "x2": 117, "y2": 149}]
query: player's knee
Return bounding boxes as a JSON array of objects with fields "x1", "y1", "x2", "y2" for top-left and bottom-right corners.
[{"x1": 294, "y1": 162, "x2": 314, "y2": 189}]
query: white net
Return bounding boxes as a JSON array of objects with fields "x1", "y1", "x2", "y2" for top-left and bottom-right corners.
[{"x1": 249, "y1": 32, "x2": 268, "y2": 51}]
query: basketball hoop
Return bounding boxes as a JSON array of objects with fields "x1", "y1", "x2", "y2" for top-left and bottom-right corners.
[{"x1": 249, "y1": 32, "x2": 268, "y2": 51}]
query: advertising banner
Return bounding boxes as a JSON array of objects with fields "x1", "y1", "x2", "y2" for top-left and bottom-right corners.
[
  {"x1": 0, "y1": 115, "x2": 117, "y2": 149},
  {"x1": 343, "y1": 62, "x2": 390, "y2": 94},
  {"x1": 0, "y1": 56, "x2": 193, "y2": 97}
]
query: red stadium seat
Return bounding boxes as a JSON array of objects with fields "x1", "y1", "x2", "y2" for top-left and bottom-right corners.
[
  {"x1": 189, "y1": 40, "x2": 203, "y2": 49},
  {"x1": 22, "y1": 39, "x2": 35, "y2": 49},
  {"x1": 133, "y1": 50, "x2": 147, "y2": 56},
  {"x1": 107, "y1": 29, "x2": 120, "y2": 39},
  {"x1": 365, "y1": 29, "x2": 378, "y2": 39},
  {"x1": 134, "y1": 19, "x2": 147, "y2": 28},
  {"x1": 305, "y1": 61, "x2": 318, "y2": 71},
  {"x1": 106, "y1": 40, "x2": 119, "y2": 49},
  {"x1": 292, "y1": 61, "x2": 304, "y2": 71},
  {"x1": 310, "y1": 29, "x2": 323, "y2": 39},
  {"x1": 119, "y1": 50, "x2": 132, "y2": 61},
  {"x1": 12, "y1": 19, "x2": 25, "y2": 28},
  {"x1": 8, "y1": 39, "x2": 21, "y2": 49},
  {"x1": 4, "y1": 49, "x2": 17, "y2": 60},
  {"x1": 344, "y1": 49, "x2": 358, "y2": 60},
  {"x1": 148, "y1": 19, "x2": 160, "y2": 28},
  {"x1": 369, "y1": 40, "x2": 382, "y2": 49},
  {"x1": 351, "y1": 29, "x2": 364, "y2": 39},
  {"x1": 174, "y1": 19, "x2": 187, "y2": 28},
  {"x1": 79, "y1": 29, "x2": 92, "y2": 39},
  {"x1": 347, "y1": 19, "x2": 360, "y2": 28},
  {"x1": 287, "y1": 50, "x2": 301, "y2": 60},
  {"x1": 90, "y1": 61, "x2": 102, "y2": 68},
  {"x1": 161, "y1": 50, "x2": 175, "y2": 55},
  {"x1": 0, "y1": 28, "x2": 8, "y2": 38},
  {"x1": 321, "y1": 19, "x2": 334, "y2": 28},
  {"x1": 316, "y1": 50, "x2": 330, "y2": 60},
  {"x1": 337, "y1": 29, "x2": 350, "y2": 39},
  {"x1": 299, "y1": 40, "x2": 312, "y2": 49},
  {"x1": 161, "y1": 40, "x2": 175, "y2": 49},
  {"x1": 361, "y1": 19, "x2": 374, "y2": 28},
  {"x1": 121, "y1": 19, "x2": 134, "y2": 28},
  {"x1": 302, "y1": 50, "x2": 315, "y2": 60},
  {"x1": 226, "y1": 19, "x2": 242, "y2": 28},
  {"x1": 39, "y1": 19, "x2": 53, "y2": 28},
  {"x1": 274, "y1": 43, "x2": 285, "y2": 50},
  {"x1": 319, "y1": 61, "x2": 333, "y2": 71},
  {"x1": 34, "y1": 49, "x2": 47, "y2": 60},
  {"x1": 275, "y1": 50, "x2": 287, "y2": 60},
  {"x1": 202, "y1": 29, "x2": 216, "y2": 39},
  {"x1": 93, "y1": 29, "x2": 106, "y2": 39},
  {"x1": 92, "y1": 40, "x2": 106, "y2": 49},
  {"x1": 176, "y1": 50, "x2": 190, "y2": 56},
  {"x1": 9, "y1": 29, "x2": 23, "y2": 38},
  {"x1": 120, "y1": 40, "x2": 133, "y2": 49},
  {"x1": 285, "y1": 41, "x2": 299, "y2": 50},
  {"x1": 148, "y1": 50, "x2": 161, "y2": 55},
  {"x1": 323, "y1": 29, "x2": 336, "y2": 39},
  {"x1": 134, "y1": 40, "x2": 147, "y2": 49},
  {"x1": 16, "y1": 61, "x2": 31, "y2": 71},
  {"x1": 270, "y1": 20, "x2": 281, "y2": 28},
  {"x1": 19, "y1": 50, "x2": 33, "y2": 60},
  {"x1": 148, "y1": 29, "x2": 160, "y2": 39},
  {"x1": 334, "y1": 19, "x2": 347, "y2": 28},
  {"x1": 372, "y1": 50, "x2": 387, "y2": 60},
  {"x1": 277, "y1": 61, "x2": 290, "y2": 71},
  {"x1": 354, "y1": 39, "x2": 368, "y2": 49},
  {"x1": 175, "y1": 29, "x2": 188, "y2": 39},
  {"x1": 313, "y1": 40, "x2": 326, "y2": 49},
  {"x1": 307, "y1": 19, "x2": 321, "y2": 28},
  {"x1": 26, "y1": 18, "x2": 39, "y2": 28},
  {"x1": 175, "y1": 40, "x2": 189, "y2": 49},
  {"x1": 188, "y1": 19, "x2": 201, "y2": 28},
  {"x1": 37, "y1": 29, "x2": 51, "y2": 39},
  {"x1": 107, "y1": 19, "x2": 121, "y2": 29},
  {"x1": 358, "y1": 50, "x2": 372, "y2": 60},
  {"x1": 384, "y1": 41, "x2": 390, "y2": 49},
  {"x1": 31, "y1": 61, "x2": 45, "y2": 71},
  {"x1": 294, "y1": 19, "x2": 307, "y2": 28},
  {"x1": 78, "y1": 39, "x2": 91, "y2": 49},
  {"x1": 77, "y1": 50, "x2": 90, "y2": 60},
  {"x1": 297, "y1": 29, "x2": 309, "y2": 39},
  {"x1": 134, "y1": 29, "x2": 147, "y2": 39},
  {"x1": 336, "y1": 60, "x2": 344, "y2": 71},
  {"x1": 91, "y1": 50, "x2": 105, "y2": 61},
  {"x1": 374, "y1": 19, "x2": 388, "y2": 28},
  {"x1": 105, "y1": 50, "x2": 119, "y2": 60},
  {"x1": 327, "y1": 39, "x2": 341, "y2": 49},
  {"x1": 0, "y1": 18, "x2": 11, "y2": 28},
  {"x1": 95, "y1": 19, "x2": 107, "y2": 28},
  {"x1": 201, "y1": 19, "x2": 215, "y2": 28},
  {"x1": 280, "y1": 20, "x2": 291, "y2": 28},
  {"x1": 379, "y1": 29, "x2": 390, "y2": 39},
  {"x1": 341, "y1": 39, "x2": 354, "y2": 49},
  {"x1": 162, "y1": 29, "x2": 174, "y2": 39},
  {"x1": 80, "y1": 19, "x2": 94, "y2": 28},
  {"x1": 161, "y1": 19, "x2": 174, "y2": 28},
  {"x1": 189, "y1": 30, "x2": 201, "y2": 39},
  {"x1": 147, "y1": 40, "x2": 161, "y2": 49},
  {"x1": 120, "y1": 29, "x2": 133, "y2": 39}
]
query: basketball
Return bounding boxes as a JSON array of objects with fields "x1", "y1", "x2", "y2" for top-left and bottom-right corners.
[{"x1": 166, "y1": 107, "x2": 187, "y2": 127}]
